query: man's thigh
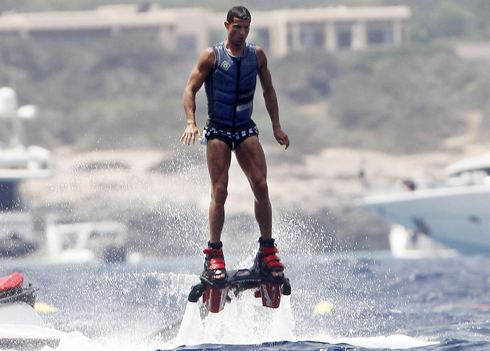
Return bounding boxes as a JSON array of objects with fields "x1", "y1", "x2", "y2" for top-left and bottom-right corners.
[
  {"x1": 235, "y1": 136, "x2": 267, "y2": 181},
  {"x1": 207, "y1": 138, "x2": 232, "y2": 184}
]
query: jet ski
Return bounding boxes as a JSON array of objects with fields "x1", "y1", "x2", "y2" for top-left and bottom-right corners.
[{"x1": 0, "y1": 272, "x2": 66, "y2": 349}]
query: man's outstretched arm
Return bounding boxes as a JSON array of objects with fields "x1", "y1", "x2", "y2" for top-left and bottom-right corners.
[{"x1": 257, "y1": 46, "x2": 290, "y2": 149}]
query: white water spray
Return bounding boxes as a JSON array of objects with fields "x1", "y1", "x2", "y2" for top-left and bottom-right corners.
[
  {"x1": 173, "y1": 302, "x2": 203, "y2": 347},
  {"x1": 162, "y1": 291, "x2": 295, "y2": 348},
  {"x1": 270, "y1": 295, "x2": 294, "y2": 341}
]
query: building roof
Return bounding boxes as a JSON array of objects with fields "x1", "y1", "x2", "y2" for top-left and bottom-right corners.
[{"x1": 0, "y1": 5, "x2": 411, "y2": 32}]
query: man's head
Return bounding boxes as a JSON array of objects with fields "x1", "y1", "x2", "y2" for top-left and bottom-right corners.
[
  {"x1": 225, "y1": 6, "x2": 251, "y2": 48},
  {"x1": 226, "y1": 6, "x2": 251, "y2": 23}
]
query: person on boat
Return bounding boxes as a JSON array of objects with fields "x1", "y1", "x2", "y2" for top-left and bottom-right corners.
[{"x1": 181, "y1": 6, "x2": 289, "y2": 286}]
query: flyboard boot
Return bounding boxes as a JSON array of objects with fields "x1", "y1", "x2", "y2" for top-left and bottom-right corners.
[
  {"x1": 189, "y1": 241, "x2": 229, "y2": 313},
  {"x1": 252, "y1": 237, "x2": 285, "y2": 281},
  {"x1": 250, "y1": 237, "x2": 289, "y2": 308}
]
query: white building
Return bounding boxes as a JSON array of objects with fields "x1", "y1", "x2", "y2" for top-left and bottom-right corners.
[{"x1": 0, "y1": 4, "x2": 411, "y2": 57}]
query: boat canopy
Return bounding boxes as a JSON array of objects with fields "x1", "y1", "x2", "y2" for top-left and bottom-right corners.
[{"x1": 444, "y1": 153, "x2": 490, "y2": 177}]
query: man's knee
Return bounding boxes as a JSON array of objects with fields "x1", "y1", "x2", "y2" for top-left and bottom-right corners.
[
  {"x1": 251, "y1": 177, "x2": 269, "y2": 201},
  {"x1": 212, "y1": 183, "x2": 228, "y2": 204}
]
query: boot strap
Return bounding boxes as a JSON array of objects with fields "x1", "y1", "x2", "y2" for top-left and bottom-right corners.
[{"x1": 263, "y1": 254, "x2": 285, "y2": 268}]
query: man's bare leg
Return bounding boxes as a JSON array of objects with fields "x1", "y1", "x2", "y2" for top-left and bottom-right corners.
[
  {"x1": 201, "y1": 138, "x2": 232, "y2": 282},
  {"x1": 235, "y1": 136, "x2": 272, "y2": 240},
  {"x1": 207, "y1": 139, "x2": 232, "y2": 243}
]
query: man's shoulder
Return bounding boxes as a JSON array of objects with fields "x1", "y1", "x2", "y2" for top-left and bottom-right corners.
[
  {"x1": 254, "y1": 45, "x2": 267, "y2": 68},
  {"x1": 199, "y1": 47, "x2": 216, "y2": 65},
  {"x1": 203, "y1": 46, "x2": 216, "y2": 56},
  {"x1": 254, "y1": 44, "x2": 265, "y2": 55}
]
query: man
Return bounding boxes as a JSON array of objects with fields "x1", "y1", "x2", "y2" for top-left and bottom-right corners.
[{"x1": 181, "y1": 6, "x2": 289, "y2": 287}]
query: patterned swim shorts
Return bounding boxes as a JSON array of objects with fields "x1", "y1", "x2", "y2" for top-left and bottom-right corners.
[{"x1": 203, "y1": 123, "x2": 259, "y2": 150}]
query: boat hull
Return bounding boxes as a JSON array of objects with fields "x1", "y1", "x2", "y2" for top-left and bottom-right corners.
[
  {"x1": 0, "y1": 324, "x2": 65, "y2": 350},
  {"x1": 359, "y1": 185, "x2": 490, "y2": 254},
  {"x1": 0, "y1": 303, "x2": 66, "y2": 350}
]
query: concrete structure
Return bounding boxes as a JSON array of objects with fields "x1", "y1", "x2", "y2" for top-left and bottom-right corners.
[{"x1": 0, "y1": 4, "x2": 411, "y2": 57}]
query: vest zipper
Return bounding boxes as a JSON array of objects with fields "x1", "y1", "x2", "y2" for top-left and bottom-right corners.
[{"x1": 232, "y1": 57, "x2": 241, "y2": 134}]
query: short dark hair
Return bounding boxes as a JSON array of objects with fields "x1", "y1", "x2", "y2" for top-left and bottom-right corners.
[{"x1": 227, "y1": 6, "x2": 251, "y2": 23}]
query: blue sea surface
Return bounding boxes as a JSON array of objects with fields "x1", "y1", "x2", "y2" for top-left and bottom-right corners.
[{"x1": 1, "y1": 252, "x2": 490, "y2": 350}]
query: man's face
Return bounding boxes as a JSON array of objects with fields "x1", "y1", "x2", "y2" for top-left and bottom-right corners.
[{"x1": 225, "y1": 17, "x2": 251, "y2": 47}]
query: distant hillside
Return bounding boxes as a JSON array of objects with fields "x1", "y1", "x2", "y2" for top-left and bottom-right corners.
[{"x1": 2, "y1": 35, "x2": 490, "y2": 155}]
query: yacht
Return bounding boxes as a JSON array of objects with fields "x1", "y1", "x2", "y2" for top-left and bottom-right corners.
[
  {"x1": 0, "y1": 87, "x2": 55, "y2": 257},
  {"x1": 359, "y1": 153, "x2": 490, "y2": 255}
]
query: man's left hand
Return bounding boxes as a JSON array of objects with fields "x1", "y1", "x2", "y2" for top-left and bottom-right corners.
[{"x1": 274, "y1": 129, "x2": 290, "y2": 150}]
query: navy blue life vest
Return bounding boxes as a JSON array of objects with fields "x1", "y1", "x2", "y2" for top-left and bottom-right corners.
[{"x1": 205, "y1": 41, "x2": 258, "y2": 130}]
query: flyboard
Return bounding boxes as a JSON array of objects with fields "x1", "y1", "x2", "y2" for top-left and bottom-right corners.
[
  {"x1": 189, "y1": 267, "x2": 291, "y2": 313},
  {"x1": 150, "y1": 267, "x2": 291, "y2": 342}
]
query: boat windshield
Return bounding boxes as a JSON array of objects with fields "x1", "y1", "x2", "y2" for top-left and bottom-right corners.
[{"x1": 0, "y1": 181, "x2": 22, "y2": 211}]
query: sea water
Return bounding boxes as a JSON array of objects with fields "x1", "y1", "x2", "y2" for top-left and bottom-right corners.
[{"x1": 1, "y1": 252, "x2": 490, "y2": 350}]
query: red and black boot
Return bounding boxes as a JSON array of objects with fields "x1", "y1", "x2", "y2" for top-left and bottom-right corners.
[
  {"x1": 252, "y1": 238, "x2": 285, "y2": 282},
  {"x1": 201, "y1": 241, "x2": 227, "y2": 288}
]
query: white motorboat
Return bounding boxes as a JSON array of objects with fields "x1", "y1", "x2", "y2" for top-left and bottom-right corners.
[
  {"x1": 0, "y1": 87, "x2": 55, "y2": 257},
  {"x1": 359, "y1": 153, "x2": 490, "y2": 255},
  {"x1": 0, "y1": 272, "x2": 66, "y2": 349},
  {"x1": 45, "y1": 220, "x2": 128, "y2": 263}
]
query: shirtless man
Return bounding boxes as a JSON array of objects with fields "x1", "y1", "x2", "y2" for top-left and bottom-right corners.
[{"x1": 181, "y1": 6, "x2": 289, "y2": 286}]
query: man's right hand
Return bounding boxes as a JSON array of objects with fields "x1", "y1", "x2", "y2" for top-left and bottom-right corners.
[
  {"x1": 182, "y1": 48, "x2": 215, "y2": 146},
  {"x1": 180, "y1": 123, "x2": 202, "y2": 146}
]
